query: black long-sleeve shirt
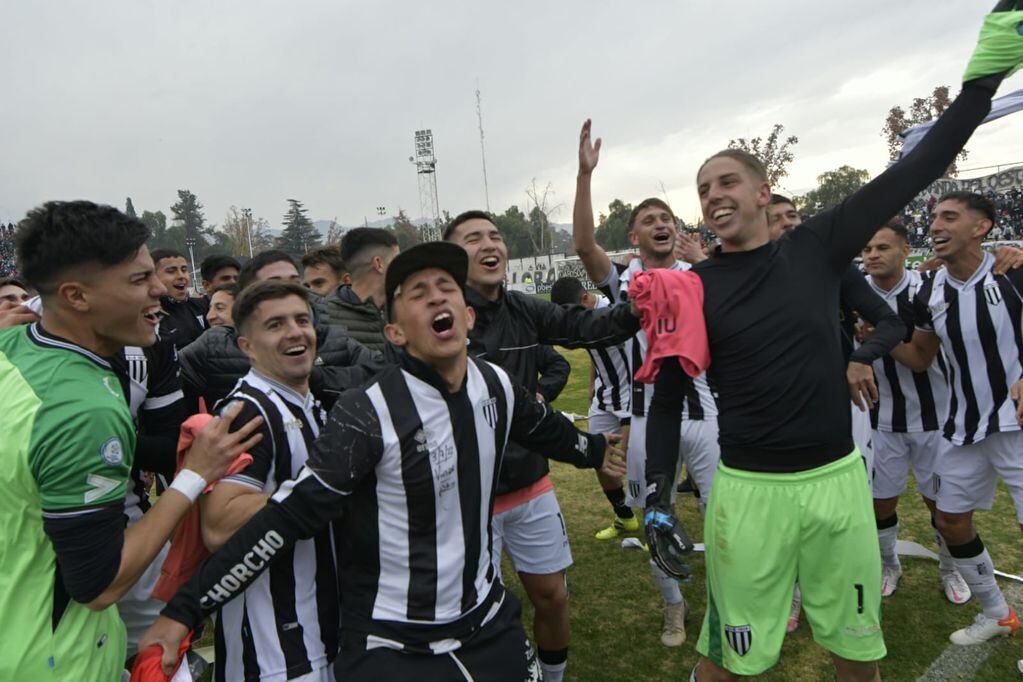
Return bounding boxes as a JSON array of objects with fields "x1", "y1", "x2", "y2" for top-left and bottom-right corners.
[
  {"x1": 841, "y1": 265, "x2": 908, "y2": 365},
  {"x1": 647, "y1": 83, "x2": 992, "y2": 475},
  {"x1": 162, "y1": 351, "x2": 606, "y2": 652},
  {"x1": 466, "y1": 286, "x2": 639, "y2": 494}
]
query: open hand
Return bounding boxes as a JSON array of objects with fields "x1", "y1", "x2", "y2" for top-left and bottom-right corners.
[
  {"x1": 579, "y1": 119, "x2": 601, "y2": 175},
  {"x1": 183, "y1": 401, "x2": 264, "y2": 482}
]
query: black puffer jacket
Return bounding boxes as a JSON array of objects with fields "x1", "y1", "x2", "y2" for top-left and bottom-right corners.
[
  {"x1": 323, "y1": 285, "x2": 387, "y2": 352},
  {"x1": 179, "y1": 309, "x2": 384, "y2": 410},
  {"x1": 466, "y1": 286, "x2": 640, "y2": 495}
]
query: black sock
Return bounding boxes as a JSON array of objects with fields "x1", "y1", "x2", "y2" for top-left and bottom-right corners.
[
  {"x1": 876, "y1": 512, "x2": 898, "y2": 530},
  {"x1": 538, "y1": 647, "x2": 568, "y2": 665},
  {"x1": 604, "y1": 487, "x2": 633, "y2": 519}
]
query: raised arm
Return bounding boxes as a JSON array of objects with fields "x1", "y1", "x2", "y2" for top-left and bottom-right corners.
[
  {"x1": 813, "y1": 3, "x2": 1022, "y2": 266},
  {"x1": 573, "y1": 119, "x2": 613, "y2": 285}
]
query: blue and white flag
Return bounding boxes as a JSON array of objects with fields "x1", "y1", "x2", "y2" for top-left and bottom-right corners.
[{"x1": 895, "y1": 88, "x2": 1023, "y2": 163}]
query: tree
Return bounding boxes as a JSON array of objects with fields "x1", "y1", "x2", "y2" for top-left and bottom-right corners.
[
  {"x1": 795, "y1": 165, "x2": 870, "y2": 218},
  {"x1": 388, "y1": 209, "x2": 421, "y2": 251},
  {"x1": 141, "y1": 210, "x2": 171, "y2": 249},
  {"x1": 594, "y1": 199, "x2": 633, "y2": 251},
  {"x1": 324, "y1": 217, "x2": 345, "y2": 245},
  {"x1": 279, "y1": 199, "x2": 321, "y2": 255},
  {"x1": 493, "y1": 205, "x2": 534, "y2": 259},
  {"x1": 219, "y1": 206, "x2": 274, "y2": 256},
  {"x1": 125, "y1": 197, "x2": 137, "y2": 219},
  {"x1": 170, "y1": 189, "x2": 206, "y2": 244},
  {"x1": 728, "y1": 124, "x2": 799, "y2": 186},
  {"x1": 525, "y1": 179, "x2": 561, "y2": 256},
  {"x1": 882, "y1": 85, "x2": 967, "y2": 177}
]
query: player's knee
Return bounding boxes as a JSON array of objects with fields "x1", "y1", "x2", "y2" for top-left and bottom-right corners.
[
  {"x1": 522, "y1": 573, "x2": 568, "y2": 614},
  {"x1": 935, "y1": 511, "x2": 973, "y2": 544},
  {"x1": 872, "y1": 497, "x2": 898, "y2": 518}
]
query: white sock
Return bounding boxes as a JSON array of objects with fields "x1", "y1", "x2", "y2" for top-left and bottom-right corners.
[
  {"x1": 953, "y1": 546, "x2": 1009, "y2": 619},
  {"x1": 933, "y1": 525, "x2": 955, "y2": 574},
  {"x1": 650, "y1": 560, "x2": 683, "y2": 604},
  {"x1": 540, "y1": 660, "x2": 566, "y2": 682},
  {"x1": 877, "y1": 519, "x2": 901, "y2": 568}
]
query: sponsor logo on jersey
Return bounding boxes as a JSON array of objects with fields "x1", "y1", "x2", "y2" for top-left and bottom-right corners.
[
  {"x1": 100, "y1": 437, "x2": 124, "y2": 466},
  {"x1": 200, "y1": 530, "x2": 286, "y2": 608},
  {"x1": 929, "y1": 301, "x2": 949, "y2": 317},
  {"x1": 725, "y1": 624, "x2": 752, "y2": 657}
]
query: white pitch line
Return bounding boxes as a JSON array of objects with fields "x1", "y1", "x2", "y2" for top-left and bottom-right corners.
[{"x1": 916, "y1": 583, "x2": 1023, "y2": 682}]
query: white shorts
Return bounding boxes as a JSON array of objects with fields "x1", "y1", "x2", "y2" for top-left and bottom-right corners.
[
  {"x1": 851, "y1": 405, "x2": 875, "y2": 484},
  {"x1": 933, "y1": 430, "x2": 1023, "y2": 523},
  {"x1": 625, "y1": 415, "x2": 720, "y2": 509},
  {"x1": 117, "y1": 541, "x2": 170, "y2": 656},
  {"x1": 871, "y1": 429, "x2": 946, "y2": 500},
  {"x1": 492, "y1": 489, "x2": 572, "y2": 576},
  {"x1": 587, "y1": 405, "x2": 629, "y2": 435}
]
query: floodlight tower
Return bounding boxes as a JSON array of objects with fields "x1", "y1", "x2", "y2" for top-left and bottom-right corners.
[{"x1": 410, "y1": 129, "x2": 442, "y2": 242}]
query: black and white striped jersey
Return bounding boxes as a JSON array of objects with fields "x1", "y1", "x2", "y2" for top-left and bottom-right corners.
[
  {"x1": 588, "y1": 295, "x2": 631, "y2": 416},
  {"x1": 213, "y1": 371, "x2": 338, "y2": 682},
  {"x1": 913, "y1": 252, "x2": 1023, "y2": 446},
  {"x1": 867, "y1": 270, "x2": 949, "y2": 433},
  {"x1": 108, "y1": 339, "x2": 185, "y2": 524},
  {"x1": 161, "y1": 352, "x2": 606, "y2": 656},
  {"x1": 597, "y1": 259, "x2": 717, "y2": 419}
]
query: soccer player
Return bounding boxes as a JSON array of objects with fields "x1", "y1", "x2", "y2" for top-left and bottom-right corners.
[
  {"x1": 574, "y1": 119, "x2": 720, "y2": 647},
  {"x1": 200, "y1": 254, "x2": 240, "y2": 295},
  {"x1": 860, "y1": 223, "x2": 970, "y2": 604},
  {"x1": 0, "y1": 201, "x2": 263, "y2": 679},
  {"x1": 324, "y1": 228, "x2": 399, "y2": 351},
  {"x1": 891, "y1": 191, "x2": 1023, "y2": 644},
  {"x1": 444, "y1": 210, "x2": 641, "y2": 680},
  {"x1": 201, "y1": 280, "x2": 339, "y2": 681},
  {"x1": 205, "y1": 283, "x2": 238, "y2": 328},
  {"x1": 643, "y1": 9, "x2": 1020, "y2": 675},
  {"x1": 152, "y1": 248, "x2": 209, "y2": 350},
  {"x1": 179, "y1": 249, "x2": 382, "y2": 410},
  {"x1": 550, "y1": 275, "x2": 635, "y2": 539},
  {"x1": 140, "y1": 241, "x2": 626, "y2": 679},
  {"x1": 301, "y1": 246, "x2": 346, "y2": 297}
]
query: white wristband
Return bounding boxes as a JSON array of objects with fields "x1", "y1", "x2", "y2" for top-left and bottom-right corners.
[{"x1": 169, "y1": 469, "x2": 208, "y2": 503}]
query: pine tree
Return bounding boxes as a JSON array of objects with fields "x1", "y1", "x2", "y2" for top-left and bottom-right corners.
[
  {"x1": 125, "y1": 197, "x2": 137, "y2": 219},
  {"x1": 280, "y1": 199, "x2": 321, "y2": 255}
]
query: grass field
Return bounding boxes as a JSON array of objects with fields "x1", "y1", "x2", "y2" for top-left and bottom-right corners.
[{"x1": 497, "y1": 347, "x2": 1023, "y2": 681}]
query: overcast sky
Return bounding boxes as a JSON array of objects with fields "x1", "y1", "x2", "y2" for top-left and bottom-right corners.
[{"x1": 2, "y1": 1, "x2": 1022, "y2": 230}]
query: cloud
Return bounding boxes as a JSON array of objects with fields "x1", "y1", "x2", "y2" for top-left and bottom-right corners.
[{"x1": 0, "y1": 0, "x2": 1020, "y2": 230}]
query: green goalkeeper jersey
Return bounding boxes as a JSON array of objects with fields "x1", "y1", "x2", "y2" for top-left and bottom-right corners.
[{"x1": 0, "y1": 324, "x2": 135, "y2": 680}]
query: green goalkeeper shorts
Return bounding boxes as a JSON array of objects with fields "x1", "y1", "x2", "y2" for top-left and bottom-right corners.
[{"x1": 696, "y1": 451, "x2": 886, "y2": 675}]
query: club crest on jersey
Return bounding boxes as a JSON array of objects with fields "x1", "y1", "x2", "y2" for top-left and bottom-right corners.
[
  {"x1": 100, "y1": 437, "x2": 124, "y2": 467},
  {"x1": 725, "y1": 624, "x2": 752, "y2": 657},
  {"x1": 481, "y1": 397, "x2": 499, "y2": 429},
  {"x1": 985, "y1": 282, "x2": 1003, "y2": 306}
]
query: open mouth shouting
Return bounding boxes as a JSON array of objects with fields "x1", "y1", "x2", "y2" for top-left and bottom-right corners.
[
  {"x1": 479, "y1": 254, "x2": 501, "y2": 273},
  {"x1": 931, "y1": 234, "x2": 951, "y2": 253},
  {"x1": 431, "y1": 310, "x2": 456, "y2": 340},
  {"x1": 143, "y1": 306, "x2": 163, "y2": 328}
]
